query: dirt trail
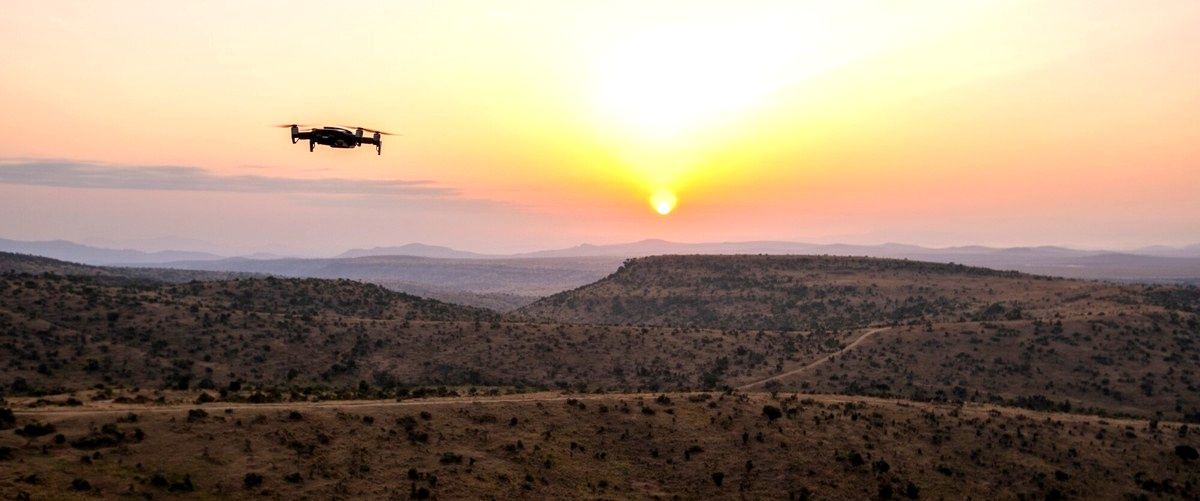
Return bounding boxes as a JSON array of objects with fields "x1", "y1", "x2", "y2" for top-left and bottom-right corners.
[
  {"x1": 12, "y1": 388, "x2": 1177, "y2": 430},
  {"x1": 737, "y1": 327, "x2": 889, "y2": 390},
  {"x1": 9, "y1": 392, "x2": 668, "y2": 418}
]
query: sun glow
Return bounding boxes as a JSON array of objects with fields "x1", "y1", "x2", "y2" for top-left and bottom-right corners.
[
  {"x1": 650, "y1": 189, "x2": 678, "y2": 215},
  {"x1": 593, "y1": 24, "x2": 792, "y2": 140},
  {"x1": 587, "y1": 13, "x2": 864, "y2": 213}
]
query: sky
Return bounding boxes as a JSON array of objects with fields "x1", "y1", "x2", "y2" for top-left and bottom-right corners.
[{"x1": 1, "y1": 0, "x2": 1198, "y2": 255}]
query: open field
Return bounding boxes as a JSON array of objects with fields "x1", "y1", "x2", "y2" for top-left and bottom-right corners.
[{"x1": 3, "y1": 392, "x2": 1198, "y2": 499}]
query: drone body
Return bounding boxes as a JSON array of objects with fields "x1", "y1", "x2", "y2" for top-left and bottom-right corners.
[{"x1": 279, "y1": 124, "x2": 394, "y2": 155}]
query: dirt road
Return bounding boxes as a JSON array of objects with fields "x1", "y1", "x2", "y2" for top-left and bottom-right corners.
[{"x1": 737, "y1": 326, "x2": 889, "y2": 390}]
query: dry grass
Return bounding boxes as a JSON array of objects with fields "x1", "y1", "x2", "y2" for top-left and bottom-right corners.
[{"x1": 2, "y1": 392, "x2": 1197, "y2": 499}]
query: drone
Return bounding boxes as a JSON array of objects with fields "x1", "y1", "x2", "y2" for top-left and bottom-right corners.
[{"x1": 276, "y1": 124, "x2": 395, "y2": 155}]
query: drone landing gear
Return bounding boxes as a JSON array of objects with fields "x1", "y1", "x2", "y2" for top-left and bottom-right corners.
[
  {"x1": 376, "y1": 143, "x2": 381, "y2": 155},
  {"x1": 309, "y1": 141, "x2": 315, "y2": 152}
]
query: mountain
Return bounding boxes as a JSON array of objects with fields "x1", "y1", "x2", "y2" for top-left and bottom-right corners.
[
  {"x1": 1133, "y1": 243, "x2": 1200, "y2": 258},
  {"x1": 0, "y1": 237, "x2": 222, "y2": 265},
  {"x1": 336, "y1": 242, "x2": 494, "y2": 259}
]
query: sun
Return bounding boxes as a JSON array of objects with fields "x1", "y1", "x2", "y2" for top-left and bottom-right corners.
[{"x1": 650, "y1": 189, "x2": 677, "y2": 215}]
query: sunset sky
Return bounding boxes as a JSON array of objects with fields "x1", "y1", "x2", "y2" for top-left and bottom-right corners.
[{"x1": 2, "y1": 1, "x2": 1198, "y2": 255}]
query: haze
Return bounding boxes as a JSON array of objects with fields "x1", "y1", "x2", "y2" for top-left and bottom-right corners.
[{"x1": 2, "y1": 0, "x2": 1198, "y2": 255}]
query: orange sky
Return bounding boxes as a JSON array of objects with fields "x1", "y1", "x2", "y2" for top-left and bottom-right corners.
[{"x1": 1, "y1": 1, "x2": 1198, "y2": 255}]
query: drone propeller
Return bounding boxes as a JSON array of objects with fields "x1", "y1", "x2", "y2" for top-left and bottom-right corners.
[
  {"x1": 343, "y1": 126, "x2": 398, "y2": 136},
  {"x1": 272, "y1": 123, "x2": 314, "y2": 128}
]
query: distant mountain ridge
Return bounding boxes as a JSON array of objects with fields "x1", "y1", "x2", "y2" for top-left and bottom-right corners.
[
  {"x1": 337, "y1": 243, "x2": 494, "y2": 259},
  {"x1": 0, "y1": 237, "x2": 222, "y2": 265},
  {"x1": 4, "y1": 237, "x2": 1199, "y2": 297}
]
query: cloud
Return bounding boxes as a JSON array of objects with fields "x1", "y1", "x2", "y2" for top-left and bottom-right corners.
[{"x1": 0, "y1": 159, "x2": 457, "y2": 198}]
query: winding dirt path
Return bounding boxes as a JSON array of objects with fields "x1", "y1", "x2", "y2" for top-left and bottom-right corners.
[{"x1": 737, "y1": 326, "x2": 889, "y2": 390}]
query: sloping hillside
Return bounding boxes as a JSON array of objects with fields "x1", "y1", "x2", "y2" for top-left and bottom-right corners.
[
  {"x1": 519, "y1": 255, "x2": 1200, "y2": 420},
  {"x1": 0, "y1": 252, "x2": 254, "y2": 283},
  {"x1": 0, "y1": 268, "x2": 842, "y2": 395},
  {"x1": 519, "y1": 255, "x2": 1156, "y2": 330}
]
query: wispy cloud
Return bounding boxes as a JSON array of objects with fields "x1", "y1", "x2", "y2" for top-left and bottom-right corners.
[{"x1": 0, "y1": 159, "x2": 456, "y2": 198}]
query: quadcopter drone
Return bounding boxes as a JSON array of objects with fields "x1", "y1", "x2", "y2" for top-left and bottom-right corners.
[{"x1": 276, "y1": 124, "x2": 395, "y2": 155}]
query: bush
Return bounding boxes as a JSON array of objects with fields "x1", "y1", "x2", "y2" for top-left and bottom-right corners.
[
  {"x1": 169, "y1": 475, "x2": 195, "y2": 493},
  {"x1": 762, "y1": 405, "x2": 783, "y2": 421},
  {"x1": 186, "y1": 409, "x2": 208, "y2": 422},
  {"x1": 1177, "y1": 445, "x2": 1199, "y2": 461},
  {"x1": 70, "y1": 478, "x2": 91, "y2": 491},
  {"x1": 0, "y1": 408, "x2": 15, "y2": 430},
  {"x1": 711, "y1": 472, "x2": 725, "y2": 487},
  {"x1": 243, "y1": 472, "x2": 264, "y2": 489},
  {"x1": 439, "y1": 452, "x2": 464, "y2": 465},
  {"x1": 15, "y1": 422, "x2": 56, "y2": 437}
]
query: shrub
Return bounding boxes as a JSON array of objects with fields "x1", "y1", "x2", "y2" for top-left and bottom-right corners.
[
  {"x1": 1177, "y1": 445, "x2": 1199, "y2": 461},
  {"x1": 15, "y1": 422, "x2": 56, "y2": 437},
  {"x1": 711, "y1": 472, "x2": 725, "y2": 487},
  {"x1": 169, "y1": 475, "x2": 195, "y2": 493},
  {"x1": 0, "y1": 408, "x2": 15, "y2": 429},
  {"x1": 243, "y1": 472, "x2": 264, "y2": 489},
  {"x1": 762, "y1": 405, "x2": 783, "y2": 421},
  {"x1": 71, "y1": 478, "x2": 91, "y2": 491}
]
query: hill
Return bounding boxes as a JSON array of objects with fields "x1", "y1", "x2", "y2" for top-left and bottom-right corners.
[
  {"x1": 0, "y1": 267, "x2": 845, "y2": 395},
  {"x1": 0, "y1": 252, "x2": 255, "y2": 283},
  {"x1": 519, "y1": 255, "x2": 1146, "y2": 330},
  {"x1": 521, "y1": 255, "x2": 1200, "y2": 421},
  {"x1": 1, "y1": 392, "x2": 1196, "y2": 499}
]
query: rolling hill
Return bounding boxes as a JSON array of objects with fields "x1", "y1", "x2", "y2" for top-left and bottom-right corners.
[{"x1": 521, "y1": 255, "x2": 1200, "y2": 421}]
